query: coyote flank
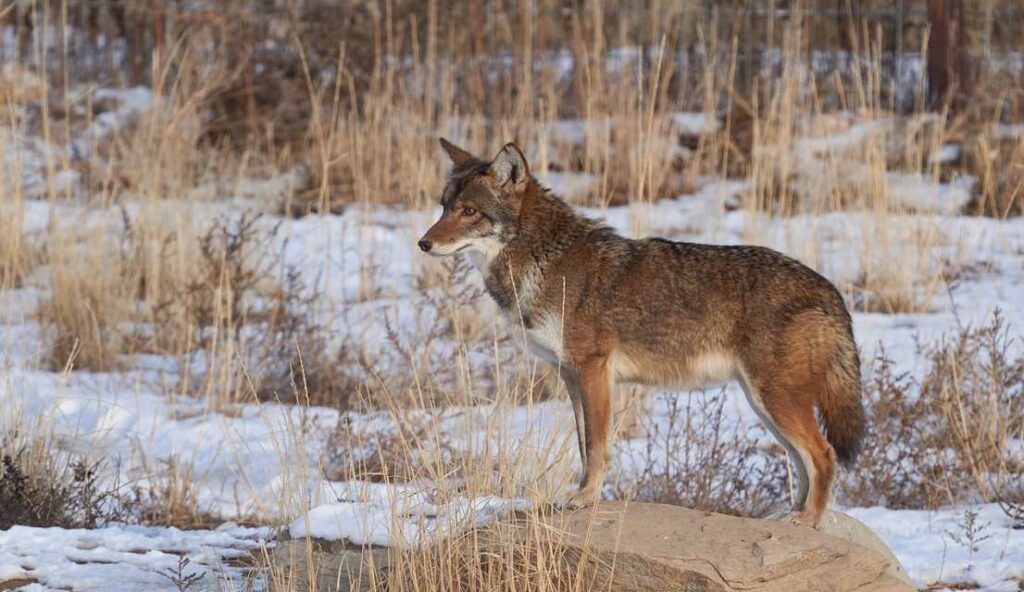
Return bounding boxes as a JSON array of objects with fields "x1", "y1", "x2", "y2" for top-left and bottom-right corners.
[{"x1": 418, "y1": 139, "x2": 866, "y2": 527}]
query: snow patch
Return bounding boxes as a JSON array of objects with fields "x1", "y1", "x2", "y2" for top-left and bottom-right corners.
[{"x1": 0, "y1": 523, "x2": 270, "y2": 592}]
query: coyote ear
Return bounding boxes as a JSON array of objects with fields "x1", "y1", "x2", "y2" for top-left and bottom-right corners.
[
  {"x1": 489, "y1": 142, "x2": 529, "y2": 192},
  {"x1": 439, "y1": 137, "x2": 475, "y2": 166}
]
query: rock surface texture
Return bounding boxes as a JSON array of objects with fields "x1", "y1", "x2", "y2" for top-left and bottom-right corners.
[{"x1": 541, "y1": 502, "x2": 913, "y2": 591}]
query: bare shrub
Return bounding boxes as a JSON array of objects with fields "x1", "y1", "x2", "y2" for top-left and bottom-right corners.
[
  {"x1": 923, "y1": 311, "x2": 1024, "y2": 501},
  {"x1": 330, "y1": 255, "x2": 550, "y2": 411},
  {"x1": 145, "y1": 211, "x2": 351, "y2": 407},
  {"x1": 839, "y1": 351, "x2": 962, "y2": 508},
  {"x1": 157, "y1": 555, "x2": 204, "y2": 592},
  {"x1": 0, "y1": 431, "x2": 129, "y2": 529},
  {"x1": 995, "y1": 471, "x2": 1024, "y2": 527},
  {"x1": 0, "y1": 430, "x2": 221, "y2": 531},
  {"x1": 841, "y1": 312, "x2": 1024, "y2": 510},
  {"x1": 607, "y1": 390, "x2": 789, "y2": 519},
  {"x1": 153, "y1": 212, "x2": 273, "y2": 345}
]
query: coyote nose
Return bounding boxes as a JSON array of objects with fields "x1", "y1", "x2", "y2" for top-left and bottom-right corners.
[{"x1": 418, "y1": 239, "x2": 433, "y2": 253}]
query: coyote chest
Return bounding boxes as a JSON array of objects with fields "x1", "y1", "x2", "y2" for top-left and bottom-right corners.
[
  {"x1": 485, "y1": 258, "x2": 566, "y2": 363},
  {"x1": 491, "y1": 281, "x2": 564, "y2": 365},
  {"x1": 523, "y1": 315, "x2": 564, "y2": 366}
]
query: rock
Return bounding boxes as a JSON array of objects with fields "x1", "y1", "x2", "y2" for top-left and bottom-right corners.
[
  {"x1": 269, "y1": 539, "x2": 390, "y2": 592},
  {"x1": 272, "y1": 502, "x2": 912, "y2": 591},
  {"x1": 518, "y1": 502, "x2": 914, "y2": 592},
  {"x1": 817, "y1": 509, "x2": 913, "y2": 586}
]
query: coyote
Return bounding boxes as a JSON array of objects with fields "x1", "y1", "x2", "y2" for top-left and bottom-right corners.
[{"x1": 418, "y1": 139, "x2": 865, "y2": 526}]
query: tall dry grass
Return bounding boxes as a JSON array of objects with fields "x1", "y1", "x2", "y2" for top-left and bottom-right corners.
[{"x1": 7, "y1": 3, "x2": 983, "y2": 384}]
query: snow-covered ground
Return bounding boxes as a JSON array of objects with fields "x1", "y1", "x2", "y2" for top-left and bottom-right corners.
[
  {"x1": 0, "y1": 523, "x2": 270, "y2": 592},
  {"x1": 849, "y1": 505, "x2": 1024, "y2": 591},
  {"x1": 2, "y1": 107, "x2": 1024, "y2": 590}
]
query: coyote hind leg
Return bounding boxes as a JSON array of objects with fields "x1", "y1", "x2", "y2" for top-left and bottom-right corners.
[
  {"x1": 770, "y1": 399, "x2": 836, "y2": 526},
  {"x1": 740, "y1": 373, "x2": 836, "y2": 526},
  {"x1": 738, "y1": 376, "x2": 810, "y2": 511}
]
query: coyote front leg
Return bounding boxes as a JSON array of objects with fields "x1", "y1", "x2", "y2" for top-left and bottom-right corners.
[
  {"x1": 563, "y1": 355, "x2": 612, "y2": 508},
  {"x1": 561, "y1": 368, "x2": 588, "y2": 472}
]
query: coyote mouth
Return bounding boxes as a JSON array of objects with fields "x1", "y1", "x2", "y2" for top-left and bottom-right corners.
[{"x1": 429, "y1": 242, "x2": 472, "y2": 257}]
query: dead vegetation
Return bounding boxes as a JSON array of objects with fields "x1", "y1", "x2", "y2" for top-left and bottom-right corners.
[
  {"x1": 841, "y1": 312, "x2": 1024, "y2": 515},
  {"x1": 0, "y1": 428, "x2": 130, "y2": 529},
  {"x1": 607, "y1": 390, "x2": 789, "y2": 519},
  {"x1": 964, "y1": 134, "x2": 1024, "y2": 218},
  {"x1": 1, "y1": 429, "x2": 234, "y2": 531}
]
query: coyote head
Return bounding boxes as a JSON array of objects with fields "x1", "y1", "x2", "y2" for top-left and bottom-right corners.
[{"x1": 418, "y1": 138, "x2": 530, "y2": 260}]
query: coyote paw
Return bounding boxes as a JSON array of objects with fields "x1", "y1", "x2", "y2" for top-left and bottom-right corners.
[
  {"x1": 775, "y1": 511, "x2": 819, "y2": 528},
  {"x1": 553, "y1": 487, "x2": 600, "y2": 511}
]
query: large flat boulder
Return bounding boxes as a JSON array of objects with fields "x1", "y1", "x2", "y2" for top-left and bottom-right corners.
[
  {"x1": 272, "y1": 502, "x2": 912, "y2": 591},
  {"x1": 534, "y1": 502, "x2": 912, "y2": 591}
]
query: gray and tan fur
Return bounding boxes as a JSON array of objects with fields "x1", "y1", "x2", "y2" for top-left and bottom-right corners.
[{"x1": 419, "y1": 139, "x2": 866, "y2": 526}]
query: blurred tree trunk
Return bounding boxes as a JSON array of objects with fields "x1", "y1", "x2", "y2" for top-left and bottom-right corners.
[{"x1": 927, "y1": 0, "x2": 967, "y2": 110}]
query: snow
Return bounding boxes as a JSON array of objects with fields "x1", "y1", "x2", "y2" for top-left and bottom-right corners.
[
  {"x1": 930, "y1": 143, "x2": 962, "y2": 165},
  {"x1": 669, "y1": 111, "x2": 721, "y2": 136},
  {"x1": 1, "y1": 366, "x2": 343, "y2": 520},
  {"x1": 289, "y1": 492, "x2": 529, "y2": 547},
  {"x1": 850, "y1": 505, "x2": 1024, "y2": 589},
  {"x1": 536, "y1": 171, "x2": 597, "y2": 201},
  {"x1": 86, "y1": 87, "x2": 154, "y2": 142},
  {"x1": 790, "y1": 117, "x2": 976, "y2": 214},
  {"x1": 994, "y1": 123, "x2": 1024, "y2": 140},
  {"x1": 1, "y1": 85, "x2": 154, "y2": 200},
  {"x1": 5, "y1": 177, "x2": 1024, "y2": 587},
  {"x1": 0, "y1": 523, "x2": 270, "y2": 591},
  {"x1": 885, "y1": 172, "x2": 974, "y2": 214},
  {"x1": 540, "y1": 119, "x2": 596, "y2": 146}
]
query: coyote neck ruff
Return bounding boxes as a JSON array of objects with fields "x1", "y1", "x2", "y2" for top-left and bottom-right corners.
[
  {"x1": 419, "y1": 139, "x2": 866, "y2": 527},
  {"x1": 484, "y1": 187, "x2": 595, "y2": 324}
]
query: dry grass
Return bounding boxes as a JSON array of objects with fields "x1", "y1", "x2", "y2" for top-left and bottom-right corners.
[
  {"x1": 841, "y1": 312, "x2": 1024, "y2": 512},
  {"x1": 965, "y1": 134, "x2": 1024, "y2": 218},
  {"x1": 5, "y1": 1, "x2": 991, "y2": 387},
  {"x1": 40, "y1": 227, "x2": 136, "y2": 371},
  {"x1": 264, "y1": 519, "x2": 588, "y2": 592}
]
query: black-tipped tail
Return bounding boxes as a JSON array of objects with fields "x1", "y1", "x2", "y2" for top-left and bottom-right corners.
[{"x1": 820, "y1": 333, "x2": 865, "y2": 467}]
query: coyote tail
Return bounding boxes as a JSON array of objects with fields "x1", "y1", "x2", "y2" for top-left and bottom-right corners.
[{"x1": 820, "y1": 328, "x2": 865, "y2": 467}]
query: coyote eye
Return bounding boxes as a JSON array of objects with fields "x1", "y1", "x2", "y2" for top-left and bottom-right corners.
[{"x1": 461, "y1": 207, "x2": 477, "y2": 217}]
